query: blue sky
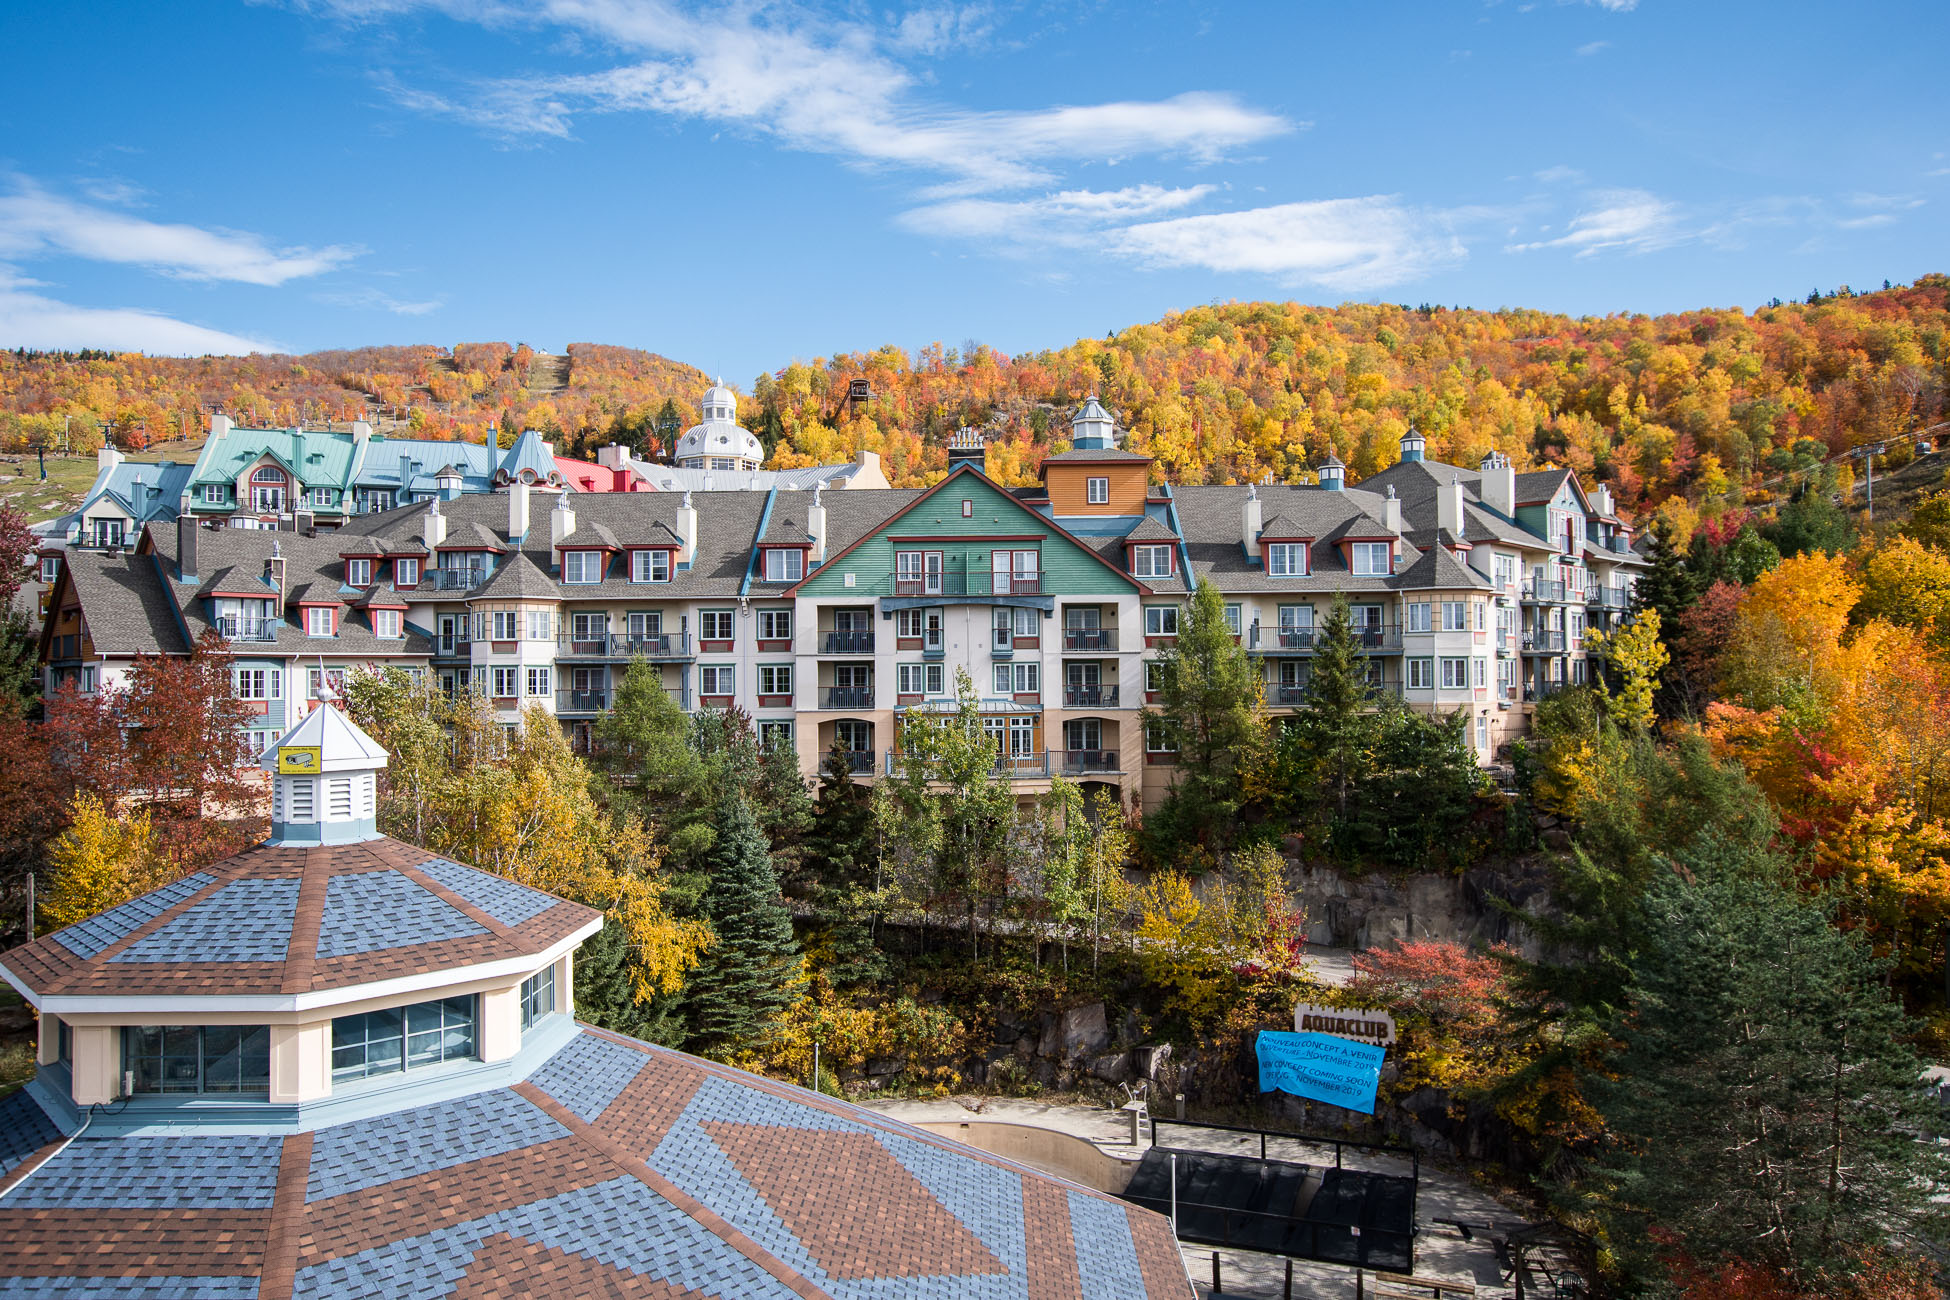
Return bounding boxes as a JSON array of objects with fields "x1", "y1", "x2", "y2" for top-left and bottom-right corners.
[{"x1": 1, "y1": 0, "x2": 1944, "y2": 381}]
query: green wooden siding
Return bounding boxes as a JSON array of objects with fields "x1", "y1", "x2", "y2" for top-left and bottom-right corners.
[{"x1": 797, "y1": 470, "x2": 1139, "y2": 599}]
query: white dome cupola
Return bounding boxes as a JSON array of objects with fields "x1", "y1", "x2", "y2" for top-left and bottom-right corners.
[
  {"x1": 260, "y1": 702, "x2": 388, "y2": 846},
  {"x1": 1071, "y1": 394, "x2": 1117, "y2": 451},
  {"x1": 676, "y1": 377, "x2": 763, "y2": 470}
]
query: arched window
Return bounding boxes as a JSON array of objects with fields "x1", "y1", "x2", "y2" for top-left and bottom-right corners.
[{"x1": 252, "y1": 466, "x2": 286, "y2": 483}]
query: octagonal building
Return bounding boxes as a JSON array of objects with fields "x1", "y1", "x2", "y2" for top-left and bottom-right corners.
[{"x1": 0, "y1": 705, "x2": 1187, "y2": 1298}]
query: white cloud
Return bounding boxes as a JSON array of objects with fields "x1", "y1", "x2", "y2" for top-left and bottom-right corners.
[
  {"x1": 0, "y1": 180, "x2": 360, "y2": 285},
  {"x1": 1575, "y1": 40, "x2": 1609, "y2": 55},
  {"x1": 890, "y1": 4, "x2": 993, "y2": 55},
  {"x1": 319, "y1": 286, "x2": 444, "y2": 315},
  {"x1": 1507, "y1": 188, "x2": 1680, "y2": 255},
  {"x1": 0, "y1": 270, "x2": 279, "y2": 355},
  {"x1": 1107, "y1": 197, "x2": 1468, "y2": 292},
  {"x1": 1533, "y1": 165, "x2": 1585, "y2": 184},
  {"x1": 900, "y1": 184, "x2": 1217, "y2": 243},
  {"x1": 1587, "y1": 0, "x2": 1637, "y2": 10},
  {"x1": 315, "y1": 1, "x2": 1291, "y2": 191}
]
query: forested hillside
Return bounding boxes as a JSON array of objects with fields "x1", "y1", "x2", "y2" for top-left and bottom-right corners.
[{"x1": 3, "y1": 276, "x2": 1946, "y2": 539}]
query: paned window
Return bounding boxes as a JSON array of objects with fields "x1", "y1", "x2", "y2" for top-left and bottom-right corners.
[
  {"x1": 520, "y1": 967, "x2": 556, "y2": 1031},
  {"x1": 1407, "y1": 658, "x2": 1434, "y2": 690},
  {"x1": 1441, "y1": 601, "x2": 1468, "y2": 632},
  {"x1": 758, "y1": 609, "x2": 792, "y2": 640},
  {"x1": 758, "y1": 720, "x2": 793, "y2": 749},
  {"x1": 331, "y1": 996, "x2": 477, "y2": 1082},
  {"x1": 307, "y1": 668, "x2": 345, "y2": 700},
  {"x1": 994, "y1": 662, "x2": 1040, "y2": 694},
  {"x1": 1405, "y1": 603, "x2": 1431, "y2": 633},
  {"x1": 1145, "y1": 722, "x2": 1177, "y2": 754},
  {"x1": 527, "y1": 611, "x2": 551, "y2": 641},
  {"x1": 563, "y1": 550, "x2": 604, "y2": 583},
  {"x1": 1474, "y1": 657, "x2": 1488, "y2": 687},
  {"x1": 1224, "y1": 604, "x2": 1243, "y2": 635},
  {"x1": 235, "y1": 669, "x2": 281, "y2": 700},
  {"x1": 1440, "y1": 657, "x2": 1469, "y2": 689},
  {"x1": 306, "y1": 606, "x2": 334, "y2": 636},
  {"x1": 1267, "y1": 543, "x2": 1307, "y2": 576},
  {"x1": 1351, "y1": 542, "x2": 1391, "y2": 575},
  {"x1": 572, "y1": 612, "x2": 606, "y2": 641},
  {"x1": 1131, "y1": 544, "x2": 1173, "y2": 578},
  {"x1": 373, "y1": 609, "x2": 402, "y2": 639},
  {"x1": 632, "y1": 550, "x2": 671, "y2": 582},
  {"x1": 1144, "y1": 606, "x2": 1179, "y2": 637},
  {"x1": 1086, "y1": 477, "x2": 1109, "y2": 504},
  {"x1": 1494, "y1": 554, "x2": 1516, "y2": 588},
  {"x1": 492, "y1": 611, "x2": 519, "y2": 640},
  {"x1": 897, "y1": 663, "x2": 944, "y2": 695},
  {"x1": 493, "y1": 667, "x2": 518, "y2": 698},
  {"x1": 346, "y1": 558, "x2": 372, "y2": 586},
  {"x1": 526, "y1": 667, "x2": 551, "y2": 696},
  {"x1": 700, "y1": 664, "x2": 735, "y2": 696},
  {"x1": 764, "y1": 549, "x2": 804, "y2": 582},
  {"x1": 700, "y1": 610, "x2": 734, "y2": 642},
  {"x1": 758, "y1": 664, "x2": 793, "y2": 696},
  {"x1": 122, "y1": 1025, "x2": 270, "y2": 1094},
  {"x1": 395, "y1": 558, "x2": 420, "y2": 586}
]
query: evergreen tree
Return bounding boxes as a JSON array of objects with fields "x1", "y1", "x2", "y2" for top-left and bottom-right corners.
[
  {"x1": 1144, "y1": 577, "x2": 1268, "y2": 858},
  {"x1": 593, "y1": 657, "x2": 711, "y2": 858},
  {"x1": 1272, "y1": 595, "x2": 1375, "y2": 846},
  {"x1": 1763, "y1": 484, "x2": 1855, "y2": 557},
  {"x1": 683, "y1": 792, "x2": 801, "y2": 1056},
  {"x1": 573, "y1": 918, "x2": 684, "y2": 1046},
  {"x1": 654, "y1": 398, "x2": 683, "y2": 455},
  {"x1": 1590, "y1": 862, "x2": 1949, "y2": 1285},
  {"x1": 803, "y1": 743, "x2": 883, "y2": 988},
  {"x1": 1355, "y1": 707, "x2": 1484, "y2": 870},
  {"x1": 1632, "y1": 517, "x2": 1698, "y2": 630}
]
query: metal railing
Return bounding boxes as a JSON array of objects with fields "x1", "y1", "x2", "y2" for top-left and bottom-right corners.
[
  {"x1": 555, "y1": 688, "x2": 607, "y2": 713},
  {"x1": 820, "y1": 630, "x2": 875, "y2": 654},
  {"x1": 1061, "y1": 627, "x2": 1116, "y2": 652},
  {"x1": 1274, "y1": 683, "x2": 1310, "y2": 705},
  {"x1": 217, "y1": 616, "x2": 277, "y2": 642},
  {"x1": 1525, "y1": 681, "x2": 1569, "y2": 701},
  {"x1": 841, "y1": 750, "x2": 875, "y2": 775},
  {"x1": 434, "y1": 637, "x2": 471, "y2": 658},
  {"x1": 428, "y1": 567, "x2": 489, "y2": 592},
  {"x1": 555, "y1": 633, "x2": 693, "y2": 659},
  {"x1": 1062, "y1": 685, "x2": 1119, "y2": 708},
  {"x1": 822, "y1": 686, "x2": 874, "y2": 709},
  {"x1": 1586, "y1": 587, "x2": 1630, "y2": 609},
  {"x1": 891, "y1": 572, "x2": 1044, "y2": 597},
  {"x1": 1057, "y1": 748, "x2": 1119, "y2": 775},
  {"x1": 1522, "y1": 629, "x2": 1567, "y2": 652},
  {"x1": 1522, "y1": 579, "x2": 1568, "y2": 603},
  {"x1": 885, "y1": 749, "x2": 1054, "y2": 779}
]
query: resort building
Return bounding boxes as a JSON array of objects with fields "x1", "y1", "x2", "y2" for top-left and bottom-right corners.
[{"x1": 0, "y1": 705, "x2": 1187, "y2": 1298}]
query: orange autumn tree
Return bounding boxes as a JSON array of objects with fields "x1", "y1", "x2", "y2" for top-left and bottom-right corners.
[{"x1": 1704, "y1": 553, "x2": 1950, "y2": 985}]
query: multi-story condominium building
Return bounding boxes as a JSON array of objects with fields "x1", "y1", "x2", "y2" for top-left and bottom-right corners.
[
  {"x1": 33, "y1": 447, "x2": 195, "y2": 555},
  {"x1": 39, "y1": 402, "x2": 1645, "y2": 812}
]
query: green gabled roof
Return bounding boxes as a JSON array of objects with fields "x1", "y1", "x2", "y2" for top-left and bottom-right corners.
[{"x1": 192, "y1": 427, "x2": 359, "y2": 489}]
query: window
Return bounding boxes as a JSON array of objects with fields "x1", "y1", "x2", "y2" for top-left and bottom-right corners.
[
  {"x1": 1494, "y1": 554, "x2": 1516, "y2": 588},
  {"x1": 1474, "y1": 657, "x2": 1488, "y2": 688},
  {"x1": 1065, "y1": 718, "x2": 1102, "y2": 751},
  {"x1": 1500, "y1": 658, "x2": 1518, "y2": 690},
  {"x1": 252, "y1": 466, "x2": 285, "y2": 483},
  {"x1": 833, "y1": 663, "x2": 872, "y2": 690},
  {"x1": 1351, "y1": 542, "x2": 1391, "y2": 576},
  {"x1": 758, "y1": 720, "x2": 793, "y2": 750},
  {"x1": 1145, "y1": 722, "x2": 1177, "y2": 754},
  {"x1": 1407, "y1": 658, "x2": 1434, "y2": 690},
  {"x1": 896, "y1": 609, "x2": 926, "y2": 639},
  {"x1": 1145, "y1": 661, "x2": 1165, "y2": 693},
  {"x1": 306, "y1": 487, "x2": 336, "y2": 508},
  {"x1": 306, "y1": 606, "x2": 334, "y2": 636},
  {"x1": 1279, "y1": 605, "x2": 1313, "y2": 632},
  {"x1": 1086, "y1": 476, "x2": 1109, "y2": 504},
  {"x1": 758, "y1": 609, "x2": 792, "y2": 641},
  {"x1": 895, "y1": 549, "x2": 944, "y2": 594},
  {"x1": 493, "y1": 667, "x2": 519, "y2": 698},
  {"x1": 38, "y1": 555, "x2": 59, "y2": 583},
  {"x1": 1476, "y1": 601, "x2": 1487, "y2": 631},
  {"x1": 1145, "y1": 606, "x2": 1179, "y2": 637},
  {"x1": 961, "y1": 499, "x2": 974, "y2": 518},
  {"x1": 563, "y1": 550, "x2": 605, "y2": 583},
  {"x1": 374, "y1": 609, "x2": 402, "y2": 639},
  {"x1": 1224, "y1": 604, "x2": 1243, "y2": 636},
  {"x1": 758, "y1": 664, "x2": 793, "y2": 696},
  {"x1": 526, "y1": 667, "x2": 550, "y2": 696},
  {"x1": 834, "y1": 719, "x2": 872, "y2": 754},
  {"x1": 994, "y1": 662, "x2": 1040, "y2": 695},
  {"x1": 235, "y1": 668, "x2": 281, "y2": 700},
  {"x1": 700, "y1": 664, "x2": 735, "y2": 696},
  {"x1": 993, "y1": 606, "x2": 1038, "y2": 645},
  {"x1": 395, "y1": 557, "x2": 420, "y2": 586},
  {"x1": 897, "y1": 663, "x2": 943, "y2": 695},
  {"x1": 520, "y1": 967, "x2": 557, "y2": 1031},
  {"x1": 202, "y1": 484, "x2": 228, "y2": 505},
  {"x1": 764, "y1": 549, "x2": 805, "y2": 582},
  {"x1": 347, "y1": 558, "x2": 372, "y2": 586},
  {"x1": 700, "y1": 610, "x2": 734, "y2": 642},
  {"x1": 1267, "y1": 543, "x2": 1308, "y2": 576},
  {"x1": 1008, "y1": 716, "x2": 1036, "y2": 757},
  {"x1": 331, "y1": 996, "x2": 477, "y2": 1082},
  {"x1": 307, "y1": 667, "x2": 346, "y2": 700},
  {"x1": 361, "y1": 489, "x2": 395, "y2": 514},
  {"x1": 632, "y1": 549, "x2": 671, "y2": 582},
  {"x1": 1131, "y1": 544, "x2": 1173, "y2": 578},
  {"x1": 122, "y1": 1025, "x2": 270, "y2": 1094},
  {"x1": 1441, "y1": 601, "x2": 1468, "y2": 632},
  {"x1": 491, "y1": 611, "x2": 519, "y2": 640},
  {"x1": 1405, "y1": 603, "x2": 1431, "y2": 633},
  {"x1": 527, "y1": 611, "x2": 551, "y2": 641},
  {"x1": 572, "y1": 612, "x2": 606, "y2": 641},
  {"x1": 1440, "y1": 657, "x2": 1469, "y2": 689}
]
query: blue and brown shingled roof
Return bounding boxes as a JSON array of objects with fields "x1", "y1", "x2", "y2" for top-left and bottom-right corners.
[
  {"x1": 0, "y1": 1024, "x2": 1187, "y2": 1298},
  {"x1": 0, "y1": 837, "x2": 596, "y2": 1001}
]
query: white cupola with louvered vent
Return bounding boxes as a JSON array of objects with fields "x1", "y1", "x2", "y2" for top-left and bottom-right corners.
[{"x1": 259, "y1": 703, "x2": 388, "y2": 846}]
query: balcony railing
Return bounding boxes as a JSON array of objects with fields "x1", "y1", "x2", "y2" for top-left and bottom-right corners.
[
  {"x1": 1587, "y1": 587, "x2": 1630, "y2": 610},
  {"x1": 435, "y1": 637, "x2": 471, "y2": 658},
  {"x1": 885, "y1": 749, "x2": 1054, "y2": 779},
  {"x1": 1351, "y1": 625, "x2": 1402, "y2": 650},
  {"x1": 555, "y1": 633, "x2": 693, "y2": 660},
  {"x1": 1061, "y1": 628, "x2": 1116, "y2": 652},
  {"x1": 1273, "y1": 683, "x2": 1310, "y2": 705},
  {"x1": 1525, "y1": 681, "x2": 1570, "y2": 702},
  {"x1": 1522, "y1": 629, "x2": 1567, "y2": 653},
  {"x1": 889, "y1": 572, "x2": 1045, "y2": 597},
  {"x1": 822, "y1": 686, "x2": 874, "y2": 709},
  {"x1": 842, "y1": 750, "x2": 875, "y2": 775},
  {"x1": 428, "y1": 567, "x2": 489, "y2": 592},
  {"x1": 821, "y1": 630, "x2": 875, "y2": 655},
  {"x1": 1057, "y1": 748, "x2": 1119, "y2": 775},
  {"x1": 1521, "y1": 579, "x2": 1568, "y2": 603},
  {"x1": 218, "y1": 616, "x2": 277, "y2": 642},
  {"x1": 556, "y1": 689, "x2": 608, "y2": 714},
  {"x1": 1062, "y1": 685, "x2": 1120, "y2": 708}
]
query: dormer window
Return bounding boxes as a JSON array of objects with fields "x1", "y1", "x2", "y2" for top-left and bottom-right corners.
[
  {"x1": 1351, "y1": 542, "x2": 1392, "y2": 576},
  {"x1": 1087, "y1": 477, "x2": 1109, "y2": 505},
  {"x1": 373, "y1": 609, "x2": 402, "y2": 639},
  {"x1": 563, "y1": 550, "x2": 605, "y2": 584},
  {"x1": 1131, "y1": 544, "x2": 1173, "y2": 578},
  {"x1": 347, "y1": 558, "x2": 373, "y2": 586},
  {"x1": 764, "y1": 548, "x2": 805, "y2": 582},
  {"x1": 632, "y1": 549, "x2": 671, "y2": 583},
  {"x1": 1267, "y1": 543, "x2": 1309, "y2": 577},
  {"x1": 306, "y1": 606, "x2": 335, "y2": 636},
  {"x1": 395, "y1": 557, "x2": 421, "y2": 586}
]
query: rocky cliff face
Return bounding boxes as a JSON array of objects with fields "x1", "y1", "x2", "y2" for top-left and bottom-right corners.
[{"x1": 1287, "y1": 853, "x2": 1565, "y2": 961}]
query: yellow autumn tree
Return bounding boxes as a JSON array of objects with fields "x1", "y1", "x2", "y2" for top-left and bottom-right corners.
[
  {"x1": 39, "y1": 794, "x2": 172, "y2": 931},
  {"x1": 1587, "y1": 609, "x2": 1669, "y2": 732},
  {"x1": 1856, "y1": 536, "x2": 1950, "y2": 651}
]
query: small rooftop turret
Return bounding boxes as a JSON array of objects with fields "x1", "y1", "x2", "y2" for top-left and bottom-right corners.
[
  {"x1": 1070, "y1": 394, "x2": 1118, "y2": 450},
  {"x1": 260, "y1": 702, "x2": 388, "y2": 846},
  {"x1": 1399, "y1": 426, "x2": 1426, "y2": 463}
]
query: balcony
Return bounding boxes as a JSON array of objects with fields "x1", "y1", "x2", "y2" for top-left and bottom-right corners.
[
  {"x1": 822, "y1": 686, "x2": 875, "y2": 709},
  {"x1": 1273, "y1": 683, "x2": 1310, "y2": 706},
  {"x1": 428, "y1": 567, "x2": 489, "y2": 592},
  {"x1": 884, "y1": 750, "x2": 1053, "y2": 780},
  {"x1": 821, "y1": 630, "x2": 875, "y2": 655},
  {"x1": 1062, "y1": 685, "x2": 1120, "y2": 708},
  {"x1": 556, "y1": 689, "x2": 608, "y2": 714},
  {"x1": 842, "y1": 750, "x2": 875, "y2": 776},
  {"x1": 890, "y1": 572, "x2": 1044, "y2": 598},
  {"x1": 1057, "y1": 748, "x2": 1120, "y2": 775},
  {"x1": 1061, "y1": 628, "x2": 1117, "y2": 652},
  {"x1": 1524, "y1": 681, "x2": 1570, "y2": 702},
  {"x1": 1522, "y1": 630, "x2": 1567, "y2": 653},
  {"x1": 1587, "y1": 587, "x2": 1630, "y2": 610},
  {"x1": 1521, "y1": 579, "x2": 1568, "y2": 604},
  {"x1": 434, "y1": 637, "x2": 472, "y2": 659},
  {"x1": 218, "y1": 616, "x2": 277, "y2": 642},
  {"x1": 1351, "y1": 625, "x2": 1402, "y2": 651},
  {"x1": 555, "y1": 633, "x2": 693, "y2": 660}
]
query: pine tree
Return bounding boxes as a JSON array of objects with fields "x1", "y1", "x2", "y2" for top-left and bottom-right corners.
[
  {"x1": 1590, "y1": 862, "x2": 1949, "y2": 1285},
  {"x1": 1275, "y1": 595, "x2": 1375, "y2": 842},
  {"x1": 572, "y1": 918, "x2": 684, "y2": 1046},
  {"x1": 803, "y1": 743, "x2": 883, "y2": 988},
  {"x1": 683, "y1": 792, "x2": 801, "y2": 1056},
  {"x1": 1144, "y1": 577, "x2": 1268, "y2": 858}
]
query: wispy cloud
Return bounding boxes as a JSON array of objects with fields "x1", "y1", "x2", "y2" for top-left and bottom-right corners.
[
  {"x1": 1507, "y1": 188, "x2": 1680, "y2": 255},
  {"x1": 0, "y1": 179, "x2": 360, "y2": 285},
  {"x1": 900, "y1": 184, "x2": 1218, "y2": 242},
  {"x1": 1108, "y1": 197, "x2": 1471, "y2": 292},
  {"x1": 319, "y1": 286, "x2": 444, "y2": 315},
  {"x1": 1575, "y1": 40, "x2": 1609, "y2": 56},
  {"x1": 0, "y1": 268, "x2": 280, "y2": 355}
]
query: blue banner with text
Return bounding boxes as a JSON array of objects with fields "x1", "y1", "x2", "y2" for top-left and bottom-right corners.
[{"x1": 1255, "y1": 1030, "x2": 1385, "y2": 1114}]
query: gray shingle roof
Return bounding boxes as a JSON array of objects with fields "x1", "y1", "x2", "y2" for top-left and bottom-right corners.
[
  {"x1": 1040, "y1": 447, "x2": 1152, "y2": 464},
  {"x1": 472, "y1": 552, "x2": 560, "y2": 601},
  {"x1": 59, "y1": 550, "x2": 188, "y2": 656}
]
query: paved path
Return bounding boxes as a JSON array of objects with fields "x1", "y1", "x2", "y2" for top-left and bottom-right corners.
[{"x1": 865, "y1": 1096, "x2": 1527, "y2": 1298}]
